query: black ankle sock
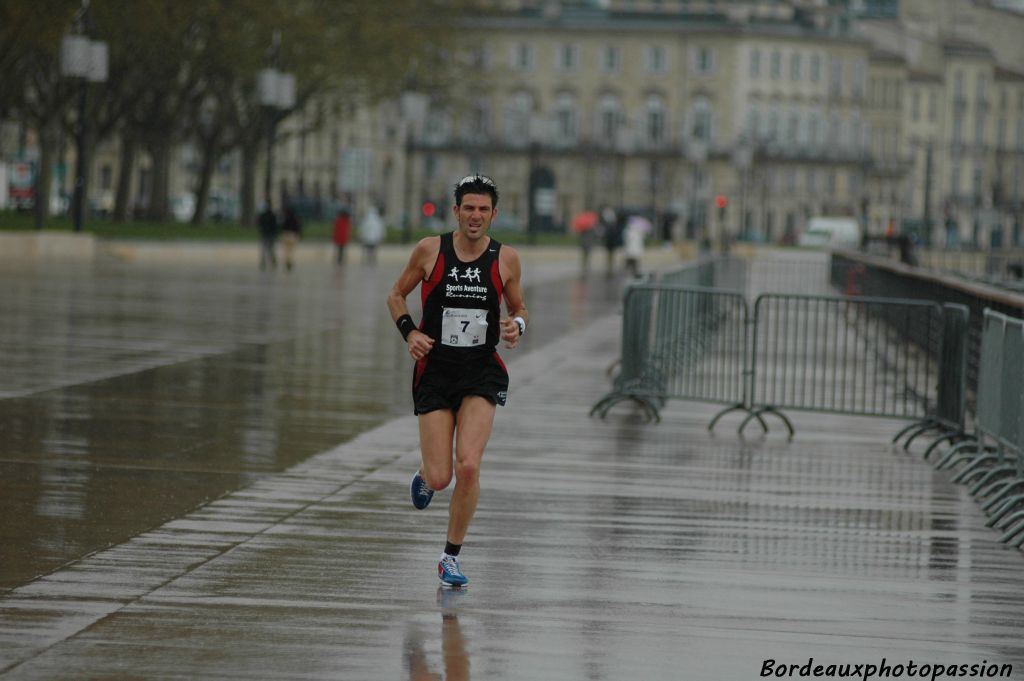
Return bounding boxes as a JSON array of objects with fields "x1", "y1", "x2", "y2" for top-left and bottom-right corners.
[{"x1": 444, "y1": 541, "x2": 461, "y2": 557}]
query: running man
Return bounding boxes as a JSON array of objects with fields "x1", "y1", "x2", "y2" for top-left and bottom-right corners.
[{"x1": 387, "y1": 174, "x2": 528, "y2": 587}]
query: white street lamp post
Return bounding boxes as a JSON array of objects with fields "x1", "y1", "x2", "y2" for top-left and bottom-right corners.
[
  {"x1": 61, "y1": 0, "x2": 108, "y2": 232},
  {"x1": 258, "y1": 43, "x2": 296, "y2": 211}
]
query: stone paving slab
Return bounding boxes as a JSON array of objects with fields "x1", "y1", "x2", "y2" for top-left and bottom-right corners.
[{"x1": 2, "y1": 309, "x2": 1023, "y2": 680}]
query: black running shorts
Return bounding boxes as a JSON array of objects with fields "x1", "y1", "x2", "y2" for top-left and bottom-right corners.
[{"x1": 413, "y1": 352, "x2": 509, "y2": 415}]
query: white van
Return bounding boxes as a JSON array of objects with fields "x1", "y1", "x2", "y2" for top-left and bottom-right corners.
[{"x1": 798, "y1": 216, "x2": 861, "y2": 249}]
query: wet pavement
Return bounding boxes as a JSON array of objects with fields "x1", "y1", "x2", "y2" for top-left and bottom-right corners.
[{"x1": 1, "y1": 244, "x2": 1023, "y2": 679}]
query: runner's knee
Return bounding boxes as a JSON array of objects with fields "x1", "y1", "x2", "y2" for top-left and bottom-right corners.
[
  {"x1": 454, "y1": 458, "x2": 480, "y2": 484},
  {"x1": 424, "y1": 468, "x2": 453, "y2": 491}
]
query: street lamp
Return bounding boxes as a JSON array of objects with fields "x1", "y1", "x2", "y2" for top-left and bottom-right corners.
[
  {"x1": 61, "y1": 0, "x2": 108, "y2": 232},
  {"x1": 685, "y1": 138, "x2": 708, "y2": 246},
  {"x1": 528, "y1": 113, "x2": 554, "y2": 246},
  {"x1": 400, "y1": 91, "x2": 428, "y2": 243},
  {"x1": 733, "y1": 137, "x2": 752, "y2": 240},
  {"x1": 258, "y1": 32, "x2": 296, "y2": 212}
]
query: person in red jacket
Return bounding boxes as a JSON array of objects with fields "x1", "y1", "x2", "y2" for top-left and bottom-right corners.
[{"x1": 333, "y1": 208, "x2": 351, "y2": 264}]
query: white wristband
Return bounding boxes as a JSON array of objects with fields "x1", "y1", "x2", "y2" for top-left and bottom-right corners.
[{"x1": 513, "y1": 316, "x2": 526, "y2": 336}]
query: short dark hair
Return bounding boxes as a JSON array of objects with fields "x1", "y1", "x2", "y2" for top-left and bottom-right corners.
[{"x1": 454, "y1": 174, "x2": 499, "y2": 207}]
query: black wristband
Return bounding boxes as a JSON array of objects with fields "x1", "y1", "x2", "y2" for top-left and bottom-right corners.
[{"x1": 396, "y1": 314, "x2": 416, "y2": 340}]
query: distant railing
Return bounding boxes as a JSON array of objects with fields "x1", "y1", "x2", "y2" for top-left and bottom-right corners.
[
  {"x1": 831, "y1": 251, "x2": 1024, "y2": 414},
  {"x1": 917, "y1": 248, "x2": 1024, "y2": 290}
]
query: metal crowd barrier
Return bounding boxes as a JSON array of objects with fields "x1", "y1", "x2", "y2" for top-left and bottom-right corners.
[
  {"x1": 590, "y1": 283, "x2": 748, "y2": 422},
  {"x1": 593, "y1": 258, "x2": 969, "y2": 440},
  {"x1": 933, "y1": 310, "x2": 1024, "y2": 547},
  {"x1": 734, "y1": 295, "x2": 957, "y2": 437}
]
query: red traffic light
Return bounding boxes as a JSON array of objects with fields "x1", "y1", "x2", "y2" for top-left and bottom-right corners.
[
  {"x1": 715, "y1": 195, "x2": 728, "y2": 209},
  {"x1": 422, "y1": 201, "x2": 436, "y2": 218}
]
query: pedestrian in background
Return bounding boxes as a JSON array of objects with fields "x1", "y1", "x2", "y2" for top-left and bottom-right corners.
[
  {"x1": 600, "y1": 206, "x2": 621, "y2": 275},
  {"x1": 257, "y1": 203, "x2": 279, "y2": 270},
  {"x1": 359, "y1": 205, "x2": 385, "y2": 265},
  {"x1": 281, "y1": 204, "x2": 302, "y2": 271},
  {"x1": 333, "y1": 208, "x2": 351, "y2": 265}
]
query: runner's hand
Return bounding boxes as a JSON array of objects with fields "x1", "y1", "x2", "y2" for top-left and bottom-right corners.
[
  {"x1": 500, "y1": 317, "x2": 520, "y2": 349},
  {"x1": 407, "y1": 330, "x2": 434, "y2": 360}
]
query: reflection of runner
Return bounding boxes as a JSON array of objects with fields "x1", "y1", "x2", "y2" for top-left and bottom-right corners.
[
  {"x1": 387, "y1": 175, "x2": 529, "y2": 587},
  {"x1": 405, "y1": 599, "x2": 469, "y2": 681}
]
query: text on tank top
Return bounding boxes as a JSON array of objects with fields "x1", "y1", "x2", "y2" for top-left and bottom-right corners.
[{"x1": 420, "y1": 232, "x2": 503, "y2": 360}]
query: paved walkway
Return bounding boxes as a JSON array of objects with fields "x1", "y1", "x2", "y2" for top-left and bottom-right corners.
[{"x1": 1, "y1": 245, "x2": 1023, "y2": 680}]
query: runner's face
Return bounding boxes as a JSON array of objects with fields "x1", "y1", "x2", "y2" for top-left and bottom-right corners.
[{"x1": 454, "y1": 193, "x2": 496, "y2": 241}]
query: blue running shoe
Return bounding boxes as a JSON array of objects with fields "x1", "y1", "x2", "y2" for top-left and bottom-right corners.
[
  {"x1": 410, "y1": 471, "x2": 434, "y2": 510},
  {"x1": 438, "y1": 555, "x2": 468, "y2": 586}
]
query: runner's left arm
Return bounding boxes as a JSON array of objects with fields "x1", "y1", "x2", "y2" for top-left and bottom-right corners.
[{"x1": 499, "y1": 246, "x2": 528, "y2": 349}]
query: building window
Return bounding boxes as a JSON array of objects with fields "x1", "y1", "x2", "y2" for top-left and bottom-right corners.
[
  {"x1": 952, "y1": 114, "x2": 963, "y2": 145},
  {"x1": 929, "y1": 90, "x2": 938, "y2": 122},
  {"x1": 747, "y1": 107, "x2": 760, "y2": 139},
  {"x1": 951, "y1": 164, "x2": 960, "y2": 195},
  {"x1": 786, "y1": 110, "x2": 799, "y2": 143},
  {"x1": 597, "y1": 94, "x2": 622, "y2": 146},
  {"x1": 689, "y1": 97, "x2": 713, "y2": 143},
  {"x1": 828, "y1": 113, "x2": 840, "y2": 147},
  {"x1": 912, "y1": 89, "x2": 920, "y2": 121},
  {"x1": 601, "y1": 45, "x2": 621, "y2": 74},
  {"x1": 557, "y1": 43, "x2": 579, "y2": 72},
  {"x1": 954, "y1": 71, "x2": 964, "y2": 99},
  {"x1": 810, "y1": 54, "x2": 821, "y2": 83},
  {"x1": 469, "y1": 46, "x2": 491, "y2": 70},
  {"x1": 512, "y1": 43, "x2": 533, "y2": 72},
  {"x1": 975, "y1": 112, "x2": 986, "y2": 146},
  {"x1": 425, "y1": 106, "x2": 450, "y2": 143},
  {"x1": 554, "y1": 93, "x2": 578, "y2": 145},
  {"x1": 829, "y1": 56, "x2": 842, "y2": 97},
  {"x1": 808, "y1": 112, "x2": 820, "y2": 147},
  {"x1": 645, "y1": 45, "x2": 667, "y2": 74},
  {"x1": 691, "y1": 46, "x2": 714, "y2": 75},
  {"x1": 767, "y1": 108, "x2": 779, "y2": 142},
  {"x1": 645, "y1": 95, "x2": 667, "y2": 145},
  {"x1": 505, "y1": 92, "x2": 533, "y2": 145},
  {"x1": 851, "y1": 58, "x2": 866, "y2": 99},
  {"x1": 770, "y1": 50, "x2": 782, "y2": 80},
  {"x1": 790, "y1": 52, "x2": 801, "y2": 81},
  {"x1": 750, "y1": 48, "x2": 761, "y2": 78},
  {"x1": 465, "y1": 103, "x2": 490, "y2": 142}
]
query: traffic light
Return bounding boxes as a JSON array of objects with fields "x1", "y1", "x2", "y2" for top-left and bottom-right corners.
[
  {"x1": 715, "y1": 195, "x2": 727, "y2": 226},
  {"x1": 422, "y1": 201, "x2": 436, "y2": 218}
]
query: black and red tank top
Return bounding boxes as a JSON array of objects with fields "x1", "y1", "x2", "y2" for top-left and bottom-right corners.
[{"x1": 419, "y1": 232, "x2": 503, "y2": 361}]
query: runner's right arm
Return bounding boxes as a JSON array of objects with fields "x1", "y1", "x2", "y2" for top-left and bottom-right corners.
[{"x1": 387, "y1": 238, "x2": 438, "y2": 361}]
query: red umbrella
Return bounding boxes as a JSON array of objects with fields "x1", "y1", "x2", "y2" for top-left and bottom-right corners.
[{"x1": 571, "y1": 210, "x2": 599, "y2": 233}]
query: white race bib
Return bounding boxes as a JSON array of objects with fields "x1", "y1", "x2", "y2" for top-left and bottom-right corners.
[{"x1": 441, "y1": 308, "x2": 488, "y2": 347}]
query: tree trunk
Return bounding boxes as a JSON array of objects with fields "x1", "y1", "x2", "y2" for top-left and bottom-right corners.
[
  {"x1": 32, "y1": 119, "x2": 58, "y2": 230},
  {"x1": 113, "y1": 134, "x2": 136, "y2": 222},
  {"x1": 146, "y1": 138, "x2": 172, "y2": 222},
  {"x1": 240, "y1": 141, "x2": 258, "y2": 228},
  {"x1": 190, "y1": 141, "x2": 219, "y2": 225}
]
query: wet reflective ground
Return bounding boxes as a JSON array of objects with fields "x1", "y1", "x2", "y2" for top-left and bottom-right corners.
[
  {"x1": 0, "y1": 248, "x2": 629, "y2": 591},
  {"x1": 2, "y1": 246, "x2": 1023, "y2": 679}
]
